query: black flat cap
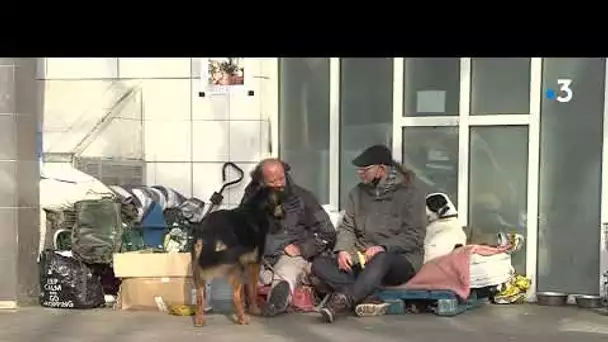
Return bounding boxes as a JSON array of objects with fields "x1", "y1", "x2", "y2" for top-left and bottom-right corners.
[{"x1": 352, "y1": 144, "x2": 393, "y2": 167}]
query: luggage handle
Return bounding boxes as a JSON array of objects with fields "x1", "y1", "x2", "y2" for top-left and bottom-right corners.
[
  {"x1": 219, "y1": 162, "x2": 245, "y2": 193},
  {"x1": 202, "y1": 162, "x2": 246, "y2": 213}
]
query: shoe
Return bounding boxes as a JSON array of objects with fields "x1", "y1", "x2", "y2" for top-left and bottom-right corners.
[
  {"x1": 354, "y1": 302, "x2": 390, "y2": 317},
  {"x1": 319, "y1": 292, "x2": 351, "y2": 323},
  {"x1": 263, "y1": 280, "x2": 291, "y2": 317}
]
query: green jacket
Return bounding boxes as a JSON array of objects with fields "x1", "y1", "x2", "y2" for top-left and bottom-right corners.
[{"x1": 334, "y1": 166, "x2": 427, "y2": 271}]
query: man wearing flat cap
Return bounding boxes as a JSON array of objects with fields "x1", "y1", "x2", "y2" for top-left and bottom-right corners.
[{"x1": 311, "y1": 144, "x2": 427, "y2": 323}]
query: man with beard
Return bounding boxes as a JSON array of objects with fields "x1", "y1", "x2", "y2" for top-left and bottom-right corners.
[{"x1": 240, "y1": 158, "x2": 336, "y2": 317}]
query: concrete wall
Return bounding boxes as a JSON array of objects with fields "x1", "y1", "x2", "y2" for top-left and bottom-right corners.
[
  {"x1": 39, "y1": 58, "x2": 278, "y2": 208},
  {"x1": 0, "y1": 58, "x2": 42, "y2": 307},
  {"x1": 1, "y1": 57, "x2": 279, "y2": 306}
]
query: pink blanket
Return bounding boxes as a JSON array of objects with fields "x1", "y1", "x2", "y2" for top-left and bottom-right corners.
[{"x1": 392, "y1": 245, "x2": 509, "y2": 299}]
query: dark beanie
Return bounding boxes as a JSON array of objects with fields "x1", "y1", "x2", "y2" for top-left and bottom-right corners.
[{"x1": 352, "y1": 144, "x2": 394, "y2": 167}]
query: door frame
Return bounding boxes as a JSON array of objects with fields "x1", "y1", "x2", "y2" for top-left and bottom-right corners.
[
  {"x1": 392, "y1": 57, "x2": 543, "y2": 300},
  {"x1": 600, "y1": 61, "x2": 608, "y2": 297}
]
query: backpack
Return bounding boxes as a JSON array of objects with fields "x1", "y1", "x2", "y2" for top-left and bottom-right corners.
[{"x1": 71, "y1": 198, "x2": 123, "y2": 265}]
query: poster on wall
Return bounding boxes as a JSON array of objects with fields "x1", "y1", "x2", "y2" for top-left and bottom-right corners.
[{"x1": 202, "y1": 57, "x2": 245, "y2": 95}]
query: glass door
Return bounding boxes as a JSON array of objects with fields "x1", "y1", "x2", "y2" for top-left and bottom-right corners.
[
  {"x1": 393, "y1": 57, "x2": 461, "y2": 211},
  {"x1": 395, "y1": 58, "x2": 542, "y2": 299}
]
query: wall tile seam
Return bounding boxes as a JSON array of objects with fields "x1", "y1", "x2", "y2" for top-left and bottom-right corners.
[
  {"x1": 0, "y1": 113, "x2": 38, "y2": 117},
  {"x1": 39, "y1": 75, "x2": 268, "y2": 81},
  {"x1": 0, "y1": 206, "x2": 39, "y2": 209},
  {"x1": 145, "y1": 161, "x2": 261, "y2": 164},
  {"x1": 0, "y1": 160, "x2": 38, "y2": 162},
  {"x1": 39, "y1": 77, "x2": 195, "y2": 81}
]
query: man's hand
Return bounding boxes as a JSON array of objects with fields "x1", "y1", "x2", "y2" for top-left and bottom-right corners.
[
  {"x1": 364, "y1": 245, "x2": 385, "y2": 261},
  {"x1": 337, "y1": 251, "x2": 353, "y2": 272},
  {"x1": 284, "y1": 244, "x2": 301, "y2": 257}
]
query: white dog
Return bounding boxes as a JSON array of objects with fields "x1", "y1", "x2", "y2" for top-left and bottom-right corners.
[{"x1": 423, "y1": 193, "x2": 467, "y2": 263}]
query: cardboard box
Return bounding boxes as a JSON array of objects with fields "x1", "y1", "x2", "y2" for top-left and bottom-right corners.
[
  {"x1": 117, "y1": 277, "x2": 196, "y2": 311},
  {"x1": 113, "y1": 252, "x2": 192, "y2": 278}
]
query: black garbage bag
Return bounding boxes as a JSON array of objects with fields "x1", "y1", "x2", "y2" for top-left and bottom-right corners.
[
  {"x1": 39, "y1": 250, "x2": 105, "y2": 309},
  {"x1": 71, "y1": 198, "x2": 123, "y2": 264}
]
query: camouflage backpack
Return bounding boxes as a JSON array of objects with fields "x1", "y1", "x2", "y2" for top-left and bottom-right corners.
[{"x1": 71, "y1": 198, "x2": 123, "y2": 265}]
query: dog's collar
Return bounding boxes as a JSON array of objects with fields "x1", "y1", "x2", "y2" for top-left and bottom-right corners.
[{"x1": 439, "y1": 214, "x2": 458, "y2": 219}]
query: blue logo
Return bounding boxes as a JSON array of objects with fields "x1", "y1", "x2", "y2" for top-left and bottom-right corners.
[{"x1": 546, "y1": 79, "x2": 573, "y2": 103}]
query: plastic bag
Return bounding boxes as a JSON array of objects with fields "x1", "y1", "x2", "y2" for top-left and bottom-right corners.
[
  {"x1": 40, "y1": 164, "x2": 115, "y2": 212},
  {"x1": 292, "y1": 286, "x2": 318, "y2": 312},
  {"x1": 179, "y1": 198, "x2": 206, "y2": 223},
  {"x1": 39, "y1": 250, "x2": 105, "y2": 309},
  {"x1": 163, "y1": 208, "x2": 195, "y2": 252},
  {"x1": 71, "y1": 198, "x2": 123, "y2": 264},
  {"x1": 121, "y1": 226, "x2": 146, "y2": 252}
]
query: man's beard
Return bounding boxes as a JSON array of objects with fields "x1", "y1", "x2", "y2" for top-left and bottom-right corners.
[
  {"x1": 277, "y1": 181, "x2": 293, "y2": 199},
  {"x1": 370, "y1": 177, "x2": 382, "y2": 188}
]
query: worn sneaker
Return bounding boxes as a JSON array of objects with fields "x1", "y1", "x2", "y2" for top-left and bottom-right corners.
[
  {"x1": 263, "y1": 280, "x2": 291, "y2": 317},
  {"x1": 319, "y1": 292, "x2": 351, "y2": 323},
  {"x1": 354, "y1": 301, "x2": 390, "y2": 317}
]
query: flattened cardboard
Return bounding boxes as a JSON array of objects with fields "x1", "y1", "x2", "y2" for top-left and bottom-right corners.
[{"x1": 117, "y1": 277, "x2": 196, "y2": 311}]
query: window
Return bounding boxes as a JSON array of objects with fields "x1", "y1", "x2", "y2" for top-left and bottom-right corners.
[
  {"x1": 403, "y1": 58, "x2": 460, "y2": 117},
  {"x1": 471, "y1": 58, "x2": 531, "y2": 115},
  {"x1": 468, "y1": 125, "x2": 529, "y2": 273},
  {"x1": 279, "y1": 58, "x2": 330, "y2": 204},
  {"x1": 339, "y1": 58, "x2": 393, "y2": 206},
  {"x1": 403, "y1": 126, "x2": 459, "y2": 204}
]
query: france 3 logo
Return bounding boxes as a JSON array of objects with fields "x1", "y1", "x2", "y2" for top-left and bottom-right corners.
[{"x1": 545, "y1": 79, "x2": 573, "y2": 103}]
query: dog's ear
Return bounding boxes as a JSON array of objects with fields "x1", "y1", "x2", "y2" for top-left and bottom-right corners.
[
  {"x1": 426, "y1": 194, "x2": 448, "y2": 213},
  {"x1": 241, "y1": 185, "x2": 266, "y2": 209},
  {"x1": 246, "y1": 185, "x2": 271, "y2": 204}
]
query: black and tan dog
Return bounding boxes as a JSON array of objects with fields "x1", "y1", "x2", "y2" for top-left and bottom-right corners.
[{"x1": 191, "y1": 186, "x2": 285, "y2": 327}]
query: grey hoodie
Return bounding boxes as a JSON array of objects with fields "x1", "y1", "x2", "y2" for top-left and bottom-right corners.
[{"x1": 334, "y1": 166, "x2": 427, "y2": 271}]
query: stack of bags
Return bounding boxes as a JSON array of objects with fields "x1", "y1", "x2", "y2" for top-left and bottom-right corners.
[
  {"x1": 469, "y1": 252, "x2": 514, "y2": 288},
  {"x1": 469, "y1": 232, "x2": 524, "y2": 289},
  {"x1": 468, "y1": 232, "x2": 531, "y2": 304}
]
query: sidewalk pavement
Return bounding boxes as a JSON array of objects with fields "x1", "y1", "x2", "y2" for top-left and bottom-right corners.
[{"x1": 1, "y1": 304, "x2": 607, "y2": 342}]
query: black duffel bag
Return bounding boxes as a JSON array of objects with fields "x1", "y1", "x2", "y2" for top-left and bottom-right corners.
[{"x1": 39, "y1": 250, "x2": 105, "y2": 309}]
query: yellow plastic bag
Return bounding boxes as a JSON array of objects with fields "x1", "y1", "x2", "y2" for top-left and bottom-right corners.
[
  {"x1": 168, "y1": 304, "x2": 197, "y2": 316},
  {"x1": 493, "y1": 274, "x2": 531, "y2": 305}
]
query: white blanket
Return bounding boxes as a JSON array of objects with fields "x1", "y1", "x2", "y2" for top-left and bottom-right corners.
[{"x1": 40, "y1": 163, "x2": 114, "y2": 211}]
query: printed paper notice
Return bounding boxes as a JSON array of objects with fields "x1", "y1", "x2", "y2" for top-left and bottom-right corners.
[{"x1": 416, "y1": 90, "x2": 446, "y2": 114}]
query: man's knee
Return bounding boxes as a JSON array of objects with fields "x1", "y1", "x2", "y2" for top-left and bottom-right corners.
[
  {"x1": 368, "y1": 251, "x2": 390, "y2": 264},
  {"x1": 364, "y1": 251, "x2": 392, "y2": 272},
  {"x1": 273, "y1": 256, "x2": 307, "y2": 288},
  {"x1": 311, "y1": 255, "x2": 337, "y2": 278}
]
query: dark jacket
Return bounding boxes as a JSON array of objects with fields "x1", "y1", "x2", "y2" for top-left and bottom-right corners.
[
  {"x1": 334, "y1": 165, "x2": 427, "y2": 271},
  {"x1": 241, "y1": 177, "x2": 336, "y2": 265}
]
